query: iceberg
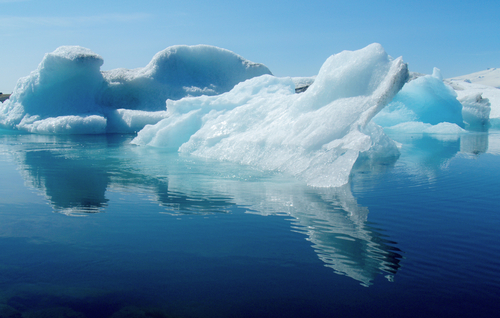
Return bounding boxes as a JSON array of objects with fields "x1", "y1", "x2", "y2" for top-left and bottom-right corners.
[
  {"x1": 133, "y1": 43, "x2": 408, "y2": 187},
  {"x1": 375, "y1": 66, "x2": 500, "y2": 134},
  {"x1": 0, "y1": 45, "x2": 271, "y2": 134}
]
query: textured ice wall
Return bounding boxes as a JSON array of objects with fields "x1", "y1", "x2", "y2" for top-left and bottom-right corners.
[
  {"x1": 0, "y1": 45, "x2": 271, "y2": 134},
  {"x1": 133, "y1": 43, "x2": 409, "y2": 187}
]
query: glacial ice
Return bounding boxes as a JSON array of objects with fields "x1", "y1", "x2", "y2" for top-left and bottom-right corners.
[
  {"x1": 0, "y1": 45, "x2": 271, "y2": 134},
  {"x1": 132, "y1": 43, "x2": 408, "y2": 187}
]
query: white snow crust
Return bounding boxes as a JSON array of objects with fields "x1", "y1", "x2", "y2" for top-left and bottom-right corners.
[{"x1": 447, "y1": 68, "x2": 500, "y2": 88}]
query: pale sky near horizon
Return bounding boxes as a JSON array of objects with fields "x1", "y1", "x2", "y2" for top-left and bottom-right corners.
[{"x1": 1, "y1": 0, "x2": 499, "y2": 92}]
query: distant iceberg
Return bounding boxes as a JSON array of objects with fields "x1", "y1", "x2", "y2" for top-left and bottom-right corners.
[{"x1": 0, "y1": 45, "x2": 271, "y2": 134}]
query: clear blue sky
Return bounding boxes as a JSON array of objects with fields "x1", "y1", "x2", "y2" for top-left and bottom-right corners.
[{"x1": 1, "y1": 0, "x2": 499, "y2": 92}]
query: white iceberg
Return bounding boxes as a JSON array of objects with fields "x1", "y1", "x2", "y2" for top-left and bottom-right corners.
[{"x1": 133, "y1": 43, "x2": 409, "y2": 187}]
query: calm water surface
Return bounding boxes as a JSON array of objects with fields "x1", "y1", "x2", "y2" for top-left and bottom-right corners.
[{"x1": 0, "y1": 129, "x2": 499, "y2": 317}]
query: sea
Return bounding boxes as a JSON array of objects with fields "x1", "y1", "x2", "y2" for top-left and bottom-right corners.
[{"x1": 1, "y1": 128, "x2": 499, "y2": 318}]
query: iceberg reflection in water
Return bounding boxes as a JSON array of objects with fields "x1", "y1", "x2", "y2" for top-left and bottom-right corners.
[
  {"x1": 19, "y1": 149, "x2": 110, "y2": 214},
  {"x1": 2, "y1": 133, "x2": 402, "y2": 286}
]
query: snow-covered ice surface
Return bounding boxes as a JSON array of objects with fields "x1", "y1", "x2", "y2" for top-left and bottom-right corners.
[{"x1": 447, "y1": 68, "x2": 500, "y2": 88}]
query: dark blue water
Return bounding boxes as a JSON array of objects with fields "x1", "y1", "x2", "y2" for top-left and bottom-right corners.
[{"x1": 1, "y1": 130, "x2": 499, "y2": 317}]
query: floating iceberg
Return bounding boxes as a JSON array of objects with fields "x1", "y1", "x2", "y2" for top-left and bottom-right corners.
[
  {"x1": 133, "y1": 43, "x2": 408, "y2": 187},
  {"x1": 0, "y1": 45, "x2": 271, "y2": 134}
]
